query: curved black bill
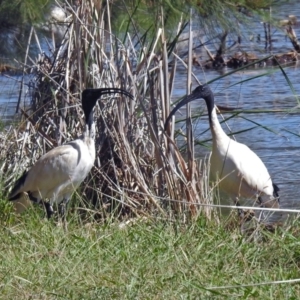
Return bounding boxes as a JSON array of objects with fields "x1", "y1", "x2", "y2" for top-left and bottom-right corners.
[
  {"x1": 81, "y1": 88, "x2": 134, "y2": 114},
  {"x1": 164, "y1": 92, "x2": 199, "y2": 131},
  {"x1": 82, "y1": 88, "x2": 134, "y2": 101}
]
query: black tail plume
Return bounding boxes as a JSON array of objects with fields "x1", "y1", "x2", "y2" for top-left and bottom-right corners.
[
  {"x1": 273, "y1": 183, "x2": 280, "y2": 201},
  {"x1": 8, "y1": 170, "x2": 28, "y2": 200}
]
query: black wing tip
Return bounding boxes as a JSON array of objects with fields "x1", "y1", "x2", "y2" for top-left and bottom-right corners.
[
  {"x1": 273, "y1": 183, "x2": 280, "y2": 199},
  {"x1": 8, "y1": 171, "x2": 28, "y2": 200},
  {"x1": 273, "y1": 183, "x2": 280, "y2": 193},
  {"x1": 8, "y1": 193, "x2": 21, "y2": 201}
]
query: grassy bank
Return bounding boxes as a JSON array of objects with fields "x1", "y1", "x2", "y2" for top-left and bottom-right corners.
[
  {"x1": 1, "y1": 1, "x2": 299, "y2": 298},
  {"x1": 0, "y1": 202, "x2": 300, "y2": 299}
]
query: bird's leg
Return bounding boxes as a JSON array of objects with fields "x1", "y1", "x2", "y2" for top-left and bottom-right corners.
[
  {"x1": 234, "y1": 198, "x2": 245, "y2": 220},
  {"x1": 235, "y1": 198, "x2": 255, "y2": 234},
  {"x1": 235, "y1": 198, "x2": 255, "y2": 222},
  {"x1": 44, "y1": 202, "x2": 54, "y2": 219},
  {"x1": 256, "y1": 196, "x2": 266, "y2": 223},
  {"x1": 235, "y1": 199, "x2": 246, "y2": 233},
  {"x1": 257, "y1": 196, "x2": 263, "y2": 206},
  {"x1": 28, "y1": 192, "x2": 54, "y2": 219},
  {"x1": 58, "y1": 203, "x2": 66, "y2": 221},
  {"x1": 58, "y1": 198, "x2": 70, "y2": 222},
  {"x1": 57, "y1": 198, "x2": 70, "y2": 232}
]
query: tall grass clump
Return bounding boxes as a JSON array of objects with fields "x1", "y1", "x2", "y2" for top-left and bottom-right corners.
[{"x1": 0, "y1": 0, "x2": 215, "y2": 222}]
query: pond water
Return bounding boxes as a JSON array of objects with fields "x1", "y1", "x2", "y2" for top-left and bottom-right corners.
[
  {"x1": 0, "y1": 75, "x2": 22, "y2": 122},
  {"x1": 169, "y1": 1, "x2": 300, "y2": 216},
  {"x1": 1, "y1": 1, "x2": 300, "y2": 216},
  {"x1": 174, "y1": 64, "x2": 300, "y2": 216}
]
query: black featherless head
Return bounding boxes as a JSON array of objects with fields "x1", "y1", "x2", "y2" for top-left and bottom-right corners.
[
  {"x1": 81, "y1": 88, "x2": 134, "y2": 126},
  {"x1": 164, "y1": 84, "x2": 214, "y2": 130}
]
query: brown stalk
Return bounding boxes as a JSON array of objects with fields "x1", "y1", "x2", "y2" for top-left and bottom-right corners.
[{"x1": 1, "y1": 1, "x2": 215, "y2": 222}]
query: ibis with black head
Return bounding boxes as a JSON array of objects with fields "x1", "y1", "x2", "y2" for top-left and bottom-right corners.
[
  {"x1": 164, "y1": 84, "x2": 280, "y2": 216},
  {"x1": 8, "y1": 88, "x2": 134, "y2": 219}
]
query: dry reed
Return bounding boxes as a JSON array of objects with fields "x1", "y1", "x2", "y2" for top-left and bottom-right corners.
[{"x1": 0, "y1": 0, "x2": 215, "y2": 222}]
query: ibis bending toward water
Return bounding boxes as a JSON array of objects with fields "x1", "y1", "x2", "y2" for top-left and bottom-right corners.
[
  {"x1": 8, "y1": 88, "x2": 134, "y2": 219},
  {"x1": 164, "y1": 84, "x2": 280, "y2": 216}
]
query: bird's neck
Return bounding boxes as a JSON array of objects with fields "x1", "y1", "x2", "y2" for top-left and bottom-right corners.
[
  {"x1": 209, "y1": 107, "x2": 228, "y2": 140},
  {"x1": 83, "y1": 131, "x2": 96, "y2": 162},
  {"x1": 85, "y1": 110, "x2": 95, "y2": 139},
  {"x1": 205, "y1": 95, "x2": 228, "y2": 141}
]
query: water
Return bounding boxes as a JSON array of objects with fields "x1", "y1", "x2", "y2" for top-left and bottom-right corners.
[
  {"x1": 169, "y1": 2, "x2": 300, "y2": 213},
  {"x1": 1, "y1": 2, "x2": 300, "y2": 213},
  {"x1": 0, "y1": 75, "x2": 21, "y2": 122},
  {"x1": 173, "y1": 65, "x2": 300, "y2": 213}
]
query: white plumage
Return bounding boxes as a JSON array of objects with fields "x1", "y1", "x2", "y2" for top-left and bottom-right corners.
[
  {"x1": 9, "y1": 88, "x2": 133, "y2": 218},
  {"x1": 165, "y1": 84, "x2": 280, "y2": 212}
]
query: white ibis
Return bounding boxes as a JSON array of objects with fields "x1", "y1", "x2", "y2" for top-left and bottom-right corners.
[
  {"x1": 8, "y1": 88, "x2": 134, "y2": 219},
  {"x1": 164, "y1": 84, "x2": 280, "y2": 216}
]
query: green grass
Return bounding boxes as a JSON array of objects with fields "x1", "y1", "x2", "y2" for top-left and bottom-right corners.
[{"x1": 0, "y1": 200, "x2": 300, "y2": 299}]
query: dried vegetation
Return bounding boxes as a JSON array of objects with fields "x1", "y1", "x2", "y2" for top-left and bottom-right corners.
[{"x1": 0, "y1": 0, "x2": 215, "y2": 222}]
